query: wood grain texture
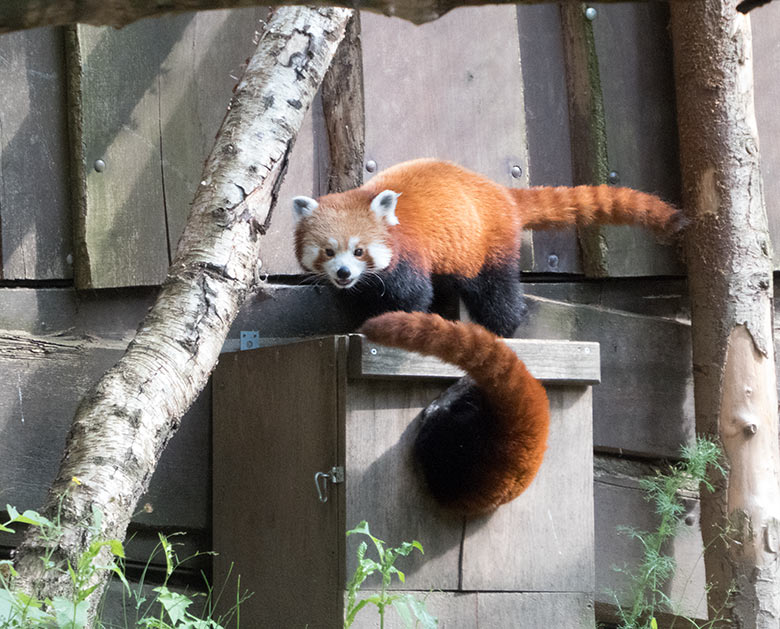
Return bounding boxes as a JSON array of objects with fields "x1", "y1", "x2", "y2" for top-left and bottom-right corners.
[
  {"x1": 361, "y1": 6, "x2": 528, "y2": 192},
  {"x1": 752, "y1": 2, "x2": 780, "y2": 269},
  {"x1": 344, "y1": 379, "x2": 464, "y2": 591},
  {"x1": 461, "y1": 387, "x2": 594, "y2": 591},
  {"x1": 591, "y1": 2, "x2": 684, "y2": 278},
  {"x1": 69, "y1": 9, "x2": 270, "y2": 288},
  {"x1": 517, "y1": 292, "x2": 693, "y2": 459},
  {"x1": 350, "y1": 591, "x2": 594, "y2": 628},
  {"x1": 0, "y1": 333, "x2": 210, "y2": 531},
  {"x1": 212, "y1": 337, "x2": 343, "y2": 627},
  {"x1": 516, "y1": 4, "x2": 581, "y2": 275},
  {"x1": 349, "y1": 334, "x2": 601, "y2": 384},
  {"x1": 594, "y1": 456, "x2": 707, "y2": 622},
  {"x1": 0, "y1": 27, "x2": 71, "y2": 280}
]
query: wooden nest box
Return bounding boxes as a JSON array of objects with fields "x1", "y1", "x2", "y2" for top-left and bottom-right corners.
[{"x1": 213, "y1": 334, "x2": 600, "y2": 627}]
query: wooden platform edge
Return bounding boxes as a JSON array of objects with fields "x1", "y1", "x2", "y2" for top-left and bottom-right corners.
[{"x1": 347, "y1": 333, "x2": 601, "y2": 384}]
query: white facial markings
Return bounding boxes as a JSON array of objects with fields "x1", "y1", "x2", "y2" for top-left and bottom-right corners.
[
  {"x1": 367, "y1": 242, "x2": 392, "y2": 270},
  {"x1": 316, "y1": 234, "x2": 367, "y2": 289},
  {"x1": 300, "y1": 243, "x2": 320, "y2": 271}
]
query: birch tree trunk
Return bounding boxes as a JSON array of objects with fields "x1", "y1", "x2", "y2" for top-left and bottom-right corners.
[
  {"x1": 11, "y1": 5, "x2": 352, "y2": 621},
  {"x1": 670, "y1": 2, "x2": 780, "y2": 626}
]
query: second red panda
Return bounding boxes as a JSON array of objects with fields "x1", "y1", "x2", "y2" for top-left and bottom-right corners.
[{"x1": 293, "y1": 158, "x2": 684, "y2": 336}]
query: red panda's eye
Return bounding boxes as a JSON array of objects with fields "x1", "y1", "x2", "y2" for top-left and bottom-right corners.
[
  {"x1": 354, "y1": 248, "x2": 364, "y2": 257},
  {"x1": 325, "y1": 248, "x2": 335, "y2": 257}
]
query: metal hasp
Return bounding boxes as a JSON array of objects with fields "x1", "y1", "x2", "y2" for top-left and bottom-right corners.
[{"x1": 314, "y1": 466, "x2": 345, "y2": 503}]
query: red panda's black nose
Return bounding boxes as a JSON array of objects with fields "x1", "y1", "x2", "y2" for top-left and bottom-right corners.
[{"x1": 337, "y1": 266, "x2": 351, "y2": 280}]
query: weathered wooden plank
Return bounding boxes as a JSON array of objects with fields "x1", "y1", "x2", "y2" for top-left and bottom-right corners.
[
  {"x1": 590, "y1": 2, "x2": 684, "y2": 277},
  {"x1": 70, "y1": 10, "x2": 272, "y2": 288},
  {"x1": 461, "y1": 387, "x2": 594, "y2": 591},
  {"x1": 0, "y1": 332, "x2": 210, "y2": 530},
  {"x1": 349, "y1": 334, "x2": 601, "y2": 384},
  {"x1": 594, "y1": 456, "x2": 707, "y2": 622},
  {"x1": 156, "y1": 8, "x2": 269, "y2": 255},
  {"x1": 517, "y1": 291, "x2": 694, "y2": 459},
  {"x1": 516, "y1": 4, "x2": 581, "y2": 274},
  {"x1": 752, "y1": 2, "x2": 780, "y2": 269},
  {"x1": 212, "y1": 337, "x2": 343, "y2": 627},
  {"x1": 250, "y1": 97, "x2": 324, "y2": 275},
  {"x1": 350, "y1": 592, "x2": 477, "y2": 628},
  {"x1": 351, "y1": 591, "x2": 595, "y2": 628},
  {"x1": 477, "y1": 592, "x2": 595, "y2": 627},
  {"x1": 0, "y1": 27, "x2": 72, "y2": 280},
  {"x1": 344, "y1": 379, "x2": 464, "y2": 591},
  {"x1": 361, "y1": 7, "x2": 528, "y2": 192}
]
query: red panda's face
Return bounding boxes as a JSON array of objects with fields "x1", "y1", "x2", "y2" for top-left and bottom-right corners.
[{"x1": 292, "y1": 192, "x2": 399, "y2": 290}]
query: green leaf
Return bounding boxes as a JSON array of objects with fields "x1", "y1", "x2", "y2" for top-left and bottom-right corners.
[
  {"x1": 393, "y1": 597, "x2": 414, "y2": 627},
  {"x1": 108, "y1": 538, "x2": 125, "y2": 559},
  {"x1": 51, "y1": 596, "x2": 88, "y2": 628},
  {"x1": 154, "y1": 586, "x2": 194, "y2": 624},
  {"x1": 651, "y1": 618, "x2": 658, "y2": 629}
]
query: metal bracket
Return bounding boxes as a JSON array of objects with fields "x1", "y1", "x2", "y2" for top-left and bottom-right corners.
[
  {"x1": 240, "y1": 331, "x2": 260, "y2": 351},
  {"x1": 314, "y1": 466, "x2": 345, "y2": 503}
]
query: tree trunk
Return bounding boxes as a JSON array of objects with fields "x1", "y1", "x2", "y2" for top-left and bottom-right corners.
[
  {"x1": 0, "y1": 0, "x2": 665, "y2": 32},
  {"x1": 670, "y1": 1, "x2": 780, "y2": 626},
  {"x1": 321, "y1": 12, "x2": 366, "y2": 193},
  {"x1": 11, "y1": 5, "x2": 352, "y2": 621}
]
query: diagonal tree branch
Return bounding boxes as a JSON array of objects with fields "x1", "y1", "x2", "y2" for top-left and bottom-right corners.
[{"x1": 11, "y1": 4, "x2": 353, "y2": 619}]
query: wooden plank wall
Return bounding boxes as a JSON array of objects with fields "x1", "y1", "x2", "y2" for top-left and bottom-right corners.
[
  {"x1": 1, "y1": 3, "x2": 780, "y2": 626},
  {"x1": 0, "y1": 27, "x2": 71, "y2": 280}
]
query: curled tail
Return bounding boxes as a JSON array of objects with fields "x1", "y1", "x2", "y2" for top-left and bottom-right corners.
[
  {"x1": 514, "y1": 185, "x2": 685, "y2": 234},
  {"x1": 359, "y1": 311, "x2": 549, "y2": 516}
]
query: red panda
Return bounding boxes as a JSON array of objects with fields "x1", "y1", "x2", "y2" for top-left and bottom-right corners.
[
  {"x1": 293, "y1": 158, "x2": 684, "y2": 337},
  {"x1": 359, "y1": 311, "x2": 549, "y2": 516}
]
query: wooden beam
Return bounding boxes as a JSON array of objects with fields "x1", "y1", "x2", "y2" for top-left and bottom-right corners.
[{"x1": 1, "y1": 0, "x2": 675, "y2": 33}]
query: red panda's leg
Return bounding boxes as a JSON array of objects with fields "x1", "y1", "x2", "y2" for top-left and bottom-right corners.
[{"x1": 454, "y1": 265, "x2": 525, "y2": 337}]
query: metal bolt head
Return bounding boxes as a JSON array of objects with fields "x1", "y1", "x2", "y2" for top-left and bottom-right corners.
[
  {"x1": 94, "y1": 159, "x2": 106, "y2": 173},
  {"x1": 607, "y1": 170, "x2": 620, "y2": 185},
  {"x1": 584, "y1": 6, "x2": 597, "y2": 20},
  {"x1": 685, "y1": 514, "x2": 696, "y2": 526},
  {"x1": 510, "y1": 165, "x2": 523, "y2": 179},
  {"x1": 370, "y1": 348, "x2": 378, "y2": 355},
  {"x1": 365, "y1": 160, "x2": 377, "y2": 173},
  {"x1": 548, "y1": 254, "x2": 559, "y2": 269}
]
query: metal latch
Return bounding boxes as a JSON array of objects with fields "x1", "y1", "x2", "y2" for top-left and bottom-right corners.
[{"x1": 314, "y1": 466, "x2": 345, "y2": 503}]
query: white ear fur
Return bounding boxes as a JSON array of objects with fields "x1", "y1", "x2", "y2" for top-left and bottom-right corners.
[
  {"x1": 292, "y1": 196, "x2": 319, "y2": 222},
  {"x1": 370, "y1": 190, "x2": 401, "y2": 226}
]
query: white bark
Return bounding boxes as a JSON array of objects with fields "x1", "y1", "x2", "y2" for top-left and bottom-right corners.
[
  {"x1": 12, "y1": 5, "x2": 352, "y2": 620},
  {"x1": 671, "y1": 1, "x2": 780, "y2": 626}
]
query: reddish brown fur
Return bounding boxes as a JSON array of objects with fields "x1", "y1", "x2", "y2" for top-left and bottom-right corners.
[
  {"x1": 359, "y1": 311, "x2": 550, "y2": 515},
  {"x1": 301, "y1": 159, "x2": 681, "y2": 280}
]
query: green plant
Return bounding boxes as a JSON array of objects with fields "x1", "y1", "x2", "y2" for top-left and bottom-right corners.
[
  {"x1": 609, "y1": 436, "x2": 725, "y2": 629},
  {"x1": 105, "y1": 532, "x2": 250, "y2": 629},
  {"x1": 0, "y1": 486, "x2": 249, "y2": 628},
  {"x1": 344, "y1": 521, "x2": 437, "y2": 629}
]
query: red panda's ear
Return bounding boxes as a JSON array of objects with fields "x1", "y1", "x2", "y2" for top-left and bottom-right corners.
[
  {"x1": 370, "y1": 190, "x2": 401, "y2": 226},
  {"x1": 292, "y1": 196, "x2": 318, "y2": 222}
]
